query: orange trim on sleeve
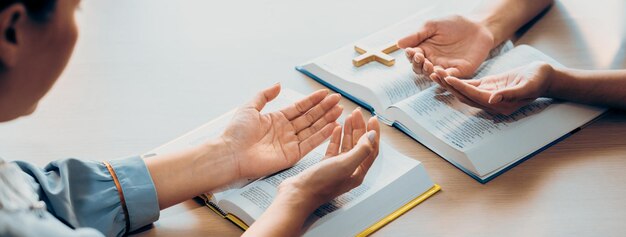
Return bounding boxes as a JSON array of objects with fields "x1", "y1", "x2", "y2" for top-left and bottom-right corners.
[{"x1": 104, "y1": 161, "x2": 131, "y2": 235}]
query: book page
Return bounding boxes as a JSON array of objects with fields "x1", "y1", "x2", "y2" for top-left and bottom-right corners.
[
  {"x1": 303, "y1": 144, "x2": 434, "y2": 237},
  {"x1": 390, "y1": 45, "x2": 560, "y2": 151},
  {"x1": 390, "y1": 45, "x2": 605, "y2": 176},
  {"x1": 316, "y1": 46, "x2": 433, "y2": 109},
  {"x1": 307, "y1": 9, "x2": 513, "y2": 120},
  {"x1": 396, "y1": 87, "x2": 552, "y2": 150},
  {"x1": 304, "y1": 8, "x2": 445, "y2": 116},
  {"x1": 217, "y1": 143, "x2": 426, "y2": 230},
  {"x1": 253, "y1": 151, "x2": 373, "y2": 219},
  {"x1": 218, "y1": 146, "x2": 375, "y2": 224},
  {"x1": 147, "y1": 87, "x2": 439, "y2": 234}
]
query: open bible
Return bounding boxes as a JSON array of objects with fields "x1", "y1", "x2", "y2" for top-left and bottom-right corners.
[
  {"x1": 296, "y1": 11, "x2": 606, "y2": 183},
  {"x1": 144, "y1": 89, "x2": 440, "y2": 236}
]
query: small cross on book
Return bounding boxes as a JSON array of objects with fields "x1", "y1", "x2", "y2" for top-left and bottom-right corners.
[{"x1": 352, "y1": 43, "x2": 400, "y2": 67}]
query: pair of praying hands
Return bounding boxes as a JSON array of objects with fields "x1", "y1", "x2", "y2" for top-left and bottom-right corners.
[{"x1": 397, "y1": 15, "x2": 555, "y2": 115}]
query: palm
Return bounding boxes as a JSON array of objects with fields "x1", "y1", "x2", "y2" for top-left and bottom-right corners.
[
  {"x1": 419, "y1": 16, "x2": 494, "y2": 77},
  {"x1": 222, "y1": 109, "x2": 300, "y2": 178},
  {"x1": 476, "y1": 72, "x2": 526, "y2": 91},
  {"x1": 476, "y1": 62, "x2": 551, "y2": 99},
  {"x1": 444, "y1": 62, "x2": 554, "y2": 115},
  {"x1": 221, "y1": 86, "x2": 342, "y2": 179}
]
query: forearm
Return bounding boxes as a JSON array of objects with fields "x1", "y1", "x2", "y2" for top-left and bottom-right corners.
[
  {"x1": 243, "y1": 189, "x2": 318, "y2": 237},
  {"x1": 547, "y1": 67, "x2": 626, "y2": 109},
  {"x1": 145, "y1": 138, "x2": 238, "y2": 209},
  {"x1": 473, "y1": 0, "x2": 554, "y2": 47}
]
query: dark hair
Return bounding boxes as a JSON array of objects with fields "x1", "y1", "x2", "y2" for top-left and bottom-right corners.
[{"x1": 0, "y1": 0, "x2": 56, "y2": 22}]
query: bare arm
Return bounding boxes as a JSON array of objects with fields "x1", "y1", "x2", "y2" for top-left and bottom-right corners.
[
  {"x1": 145, "y1": 139, "x2": 237, "y2": 209},
  {"x1": 145, "y1": 85, "x2": 342, "y2": 209},
  {"x1": 475, "y1": 0, "x2": 554, "y2": 47},
  {"x1": 549, "y1": 68, "x2": 626, "y2": 109},
  {"x1": 242, "y1": 185, "x2": 317, "y2": 237},
  {"x1": 443, "y1": 63, "x2": 626, "y2": 115}
]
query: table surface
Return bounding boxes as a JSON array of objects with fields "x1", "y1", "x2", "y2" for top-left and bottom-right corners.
[{"x1": 1, "y1": 0, "x2": 625, "y2": 236}]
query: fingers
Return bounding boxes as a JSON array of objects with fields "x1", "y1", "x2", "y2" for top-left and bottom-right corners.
[
  {"x1": 351, "y1": 108, "x2": 366, "y2": 147},
  {"x1": 411, "y1": 48, "x2": 425, "y2": 75},
  {"x1": 489, "y1": 85, "x2": 526, "y2": 104},
  {"x1": 397, "y1": 21, "x2": 435, "y2": 48},
  {"x1": 367, "y1": 116, "x2": 381, "y2": 138},
  {"x1": 299, "y1": 122, "x2": 338, "y2": 157},
  {"x1": 318, "y1": 118, "x2": 380, "y2": 194},
  {"x1": 426, "y1": 66, "x2": 487, "y2": 110},
  {"x1": 340, "y1": 114, "x2": 354, "y2": 153},
  {"x1": 463, "y1": 79, "x2": 482, "y2": 86},
  {"x1": 359, "y1": 117, "x2": 380, "y2": 173},
  {"x1": 431, "y1": 66, "x2": 461, "y2": 97},
  {"x1": 247, "y1": 83, "x2": 281, "y2": 111},
  {"x1": 444, "y1": 67, "x2": 462, "y2": 78},
  {"x1": 430, "y1": 66, "x2": 448, "y2": 88},
  {"x1": 324, "y1": 125, "x2": 342, "y2": 158},
  {"x1": 297, "y1": 105, "x2": 342, "y2": 140},
  {"x1": 443, "y1": 76, "x2": 489, "y2": 109},
  {"x1": 422, "y1": 59, "x2": 434, "y2": 76},
  {"x1": 347, "y1": 117, "x2": 381, "y2": 185},
  {"x1": 445, "y1": 76, "x2": 522, "y2": 114},
  {"x1": 445, "y1": 76, "x2": 491, "y2": 104},
  {"x1": 290, "y1": 129, "x2": 376, "y2": 206},
  {"x1": 341, "y1": 130, "x2": 377, "y2": 172},
  {"x1": 280, "y1": 89, "x2": 328, "y2": 120},
  {"x1": 405, "y1": 47, "x2": 417, "y2": 61},
  {"x1": 291, "y1": 93, "x2": 341, "y2": 132}
]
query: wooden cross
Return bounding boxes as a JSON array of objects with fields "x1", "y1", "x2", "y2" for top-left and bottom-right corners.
[{"x1": 352, "y1": 43, "x2": 400, "y2": 67}]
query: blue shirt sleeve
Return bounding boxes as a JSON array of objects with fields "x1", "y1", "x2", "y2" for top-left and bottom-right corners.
[
  {"x1": 13, "y1": 156, "x2": 160, "y2": 237},
  {"x1": 0, "y1": 210, "x2": 105, "y2": 237}
]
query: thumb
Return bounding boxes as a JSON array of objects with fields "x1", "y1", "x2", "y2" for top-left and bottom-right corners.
[
  {"x1": 248, "y1": 83, "x2": 281, "y2": 111},
  {"x1": 489, "y1": 85, "x2": 528, "y2": 104},
  {"x1": 444, "y1": 67, "x2": 463, "y2": 78},
  {"x1": 397, "y1": 23, "x2": 434, "y2": 48},
  {"x1": 341, "y1": 131, "x2": 376, "y2": 171}
]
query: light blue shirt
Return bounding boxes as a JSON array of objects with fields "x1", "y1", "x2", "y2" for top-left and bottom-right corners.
[{"x1": 0, "y1": 156, "x2": 160, "y2": 237}]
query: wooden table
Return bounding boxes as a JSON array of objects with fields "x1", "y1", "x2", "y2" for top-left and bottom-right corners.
[{"x1": 0, "y1": 0, "x2": 624, "y2": 236}]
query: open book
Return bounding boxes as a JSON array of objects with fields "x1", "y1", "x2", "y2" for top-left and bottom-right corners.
[
  {"x1": 145, "y1": 89, "x2": 440, "y2": 236},
  {"x1": 296, "y1": 11, "x2": 606, "y2": 183}
]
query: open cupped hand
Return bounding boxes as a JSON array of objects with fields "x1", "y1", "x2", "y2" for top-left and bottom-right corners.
[{"x1": 221, "y1": 84, "x2": 343, "y2": 179}]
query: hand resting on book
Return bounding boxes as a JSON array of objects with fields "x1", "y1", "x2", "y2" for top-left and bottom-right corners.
[
  {"x1": 441, "y1": 62, "x2": 553, "y2": 115},
  {"x1": 244, "y1": 108, "x2": 381, "y2": 237},
  {"x1": 278, "y1": 108, "x2": 381, "y2": 213}
]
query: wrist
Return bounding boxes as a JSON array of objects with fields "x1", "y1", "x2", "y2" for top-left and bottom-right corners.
[
  {"x1": 545, "y1": 64, "x2": 565, "y2": 98},
  {"x1": 276, "y1": 181, "x2": 322, "y2": 216},
  {"x1": 215, "y1": 135, "x2": 241, "y2": 179},
  {"x1": 477, "y1": 16, "x2": 501, "y2": 50},
  {"x1": 194, "y1": 138, "x2": 239, "y2": 188},
  {"x1": 246, "y1": 183, "x2": 316, "y2": 236},
  {"x1": 145, "y1": 137, "x2": 241, "y2": 208}
]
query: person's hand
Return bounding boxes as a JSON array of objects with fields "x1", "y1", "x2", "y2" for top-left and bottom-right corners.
[
  {"x1": 397, "y1": 15, "x2": 495, "y2": 82},
  {"x1": 221, "y1": 84, "x2": 343, "y2": 179},
  {"x1": 443, "y1": 61, "x2": 554, "y2": 115},
  {"x1": 277, "y1": 108, "x2": 380, "y2": 212},
  {"x1": 243, "y1": 109, "x2": 380, "y2": 237}
]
